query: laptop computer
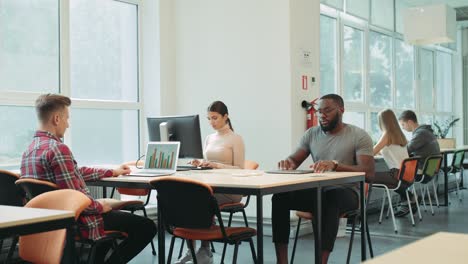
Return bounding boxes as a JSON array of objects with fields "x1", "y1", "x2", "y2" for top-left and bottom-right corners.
[
  {"x1": 128, "y1": 141, "x2": 180, "y2": 177},
  {"x1": 265, "y1": 169, "x2": 315, "y2": 174}
]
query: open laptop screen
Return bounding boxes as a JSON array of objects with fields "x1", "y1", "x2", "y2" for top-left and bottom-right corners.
[{"x1": 144, "y1": 142, "x2": 180, "y2": 170}]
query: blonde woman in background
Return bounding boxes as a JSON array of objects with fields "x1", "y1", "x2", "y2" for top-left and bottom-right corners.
[{"x1": 373, "y1": 109, "x2": 415, "y2": 217}]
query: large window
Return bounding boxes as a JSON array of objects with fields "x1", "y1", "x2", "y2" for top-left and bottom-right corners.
[
  {"x1": 419, "y1": 49, "x2": 434, "y2": 112},
  {"x1": 70, "y1": 0, "x2": 138, "y2": 101},
  {"x1": 0, "y1": 0, "x2": 59, "y2": 93},
  {"x1": 0, "y1": 0, "x2": 141, "y2": 169},
  {"x1": 321, "y1": 3, "x2": 456, "y2": 143},
  {"x1": 343, "y1": 25, "x2": 364, "y2": 103},
  {"x1": 320, "y1": 15, "x2": 337, "y2": 96},
  {"x1": 395, "y1": 39, "x2": 415, "y2": 109},
  {"x1": 369, "y1": 31, "x2": 392, "y2": 108},
  {"x1": 435, "y1": 52, "x2": 452, "y2": 113}
]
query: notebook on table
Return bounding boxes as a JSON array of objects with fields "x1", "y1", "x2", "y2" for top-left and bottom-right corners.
[
  {"x1": 128, "y1": 142, "x2": 180, "y2": 177},
  {"x1": 265, "y1": 169, "x2": 315, "y2": 174}
]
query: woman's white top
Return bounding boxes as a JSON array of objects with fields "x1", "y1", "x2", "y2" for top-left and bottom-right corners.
[
  {"x1": 381, "y1": 144, "x2": 409, "y2": 169},
  {"x1": 204, "y1": 124, "x2": 245, "y2": 169}
]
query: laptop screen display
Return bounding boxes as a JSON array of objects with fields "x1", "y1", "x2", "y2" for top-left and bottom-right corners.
[{"x1": 144, "y1": 142, "x2": 179, "y2": 170}]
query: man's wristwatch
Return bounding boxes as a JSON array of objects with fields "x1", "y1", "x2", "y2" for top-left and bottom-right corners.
[{"x1": 331, "y1": 160, "x2": 339, "y2": 171}]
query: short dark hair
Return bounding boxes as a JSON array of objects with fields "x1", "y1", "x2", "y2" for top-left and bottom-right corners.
[
  {"x1": 35, "y1": 94, "x2": 71, "y2": 122},
  {"x1": 398, "y1": 110, "x2": 418, "y2": 123},
  {"x1": 320, "y1": 94, "x2": 344, "y2": 108}
]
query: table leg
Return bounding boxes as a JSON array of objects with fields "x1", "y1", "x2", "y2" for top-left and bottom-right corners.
[
  {"x1": 102, "y1": 186, "x2": 107, "y2": 198},
  {"x1": 158, "y1": 205, "x2": 165, "y2": 264},
  {"x1": 360, "y1": 181, "x2": 367, "y2": 261},
  {"x1": 256, "y1": 194, "x2": 263, "y2": 264},
  {"x1": 315, "y1": 187, "x2": 322, "y2": 264}
]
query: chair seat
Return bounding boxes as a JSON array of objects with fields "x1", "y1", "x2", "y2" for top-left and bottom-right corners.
[
  {"x1": 98, "y1": 198, "x2": 144, "y2": 211},
  {"x1": 296, "y1": 210, "x2": 354, "y2": 220},
  {"x1": 173, "y1": 225, "x2": 256, "y2": 241},
  {"x1": 219, "y1": 202, "x2": 245, "y2": 212}
]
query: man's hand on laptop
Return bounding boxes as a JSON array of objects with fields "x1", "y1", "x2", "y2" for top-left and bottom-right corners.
[
  {"x1": 277, "y1": 158, "x2": 297, "y2": 170},
  {"x1": 312, "y1": 160, "x2": 336, "y2": 173},
  {"x1": 112, "y1": 164, "x2": 131, "y2": 177}
]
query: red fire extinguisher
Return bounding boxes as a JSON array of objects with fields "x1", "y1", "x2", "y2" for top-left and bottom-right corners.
[{"x1": 301, "y1": 98, "x2": 319, "y2": 129}]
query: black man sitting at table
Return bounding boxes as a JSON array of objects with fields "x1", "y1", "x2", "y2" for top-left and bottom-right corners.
[
  {"x1": 273, "y1": 94, "x2": 375, "y2": 264},
  {"x1": 20, "y1": 94, "x2": 157, "y2": 264}
]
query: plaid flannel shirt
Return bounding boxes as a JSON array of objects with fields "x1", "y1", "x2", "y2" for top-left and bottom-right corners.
[{"x1": 20, "y1": 130, "x2": 113, "y2": 240}]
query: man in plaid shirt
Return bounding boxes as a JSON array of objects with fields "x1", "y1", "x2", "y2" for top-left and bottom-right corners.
[{"x1": 21, "y1": 94, "x2": 157, "y2": 263}]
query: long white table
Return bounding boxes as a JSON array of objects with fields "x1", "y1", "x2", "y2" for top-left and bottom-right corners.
[
  {"x1": 87, "y1": 169, "x2": 366, "y2": 264},
  {"x1": 0, "y1": 205, "x2": 76, "y2": 262},
  {"x1": 364, "y1": 232, "x2": 468, "y2": 263}
]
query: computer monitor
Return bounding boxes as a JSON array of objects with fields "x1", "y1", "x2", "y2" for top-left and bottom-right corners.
[{"x1": 147, "y1": 115, "x2": 204, "y2": 159}]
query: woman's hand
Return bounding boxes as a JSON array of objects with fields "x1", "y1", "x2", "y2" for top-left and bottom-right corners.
[
  {"x1": 199, "y1": 161, "x2": 221, "y2": 169},
  {"x1": 189, "y1": 159, "x2": 202, "y2": 167}
]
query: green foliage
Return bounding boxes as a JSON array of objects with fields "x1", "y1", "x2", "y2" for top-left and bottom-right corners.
[{"x1": 433, "y1": 117, "x2": 460, "y2": 139}]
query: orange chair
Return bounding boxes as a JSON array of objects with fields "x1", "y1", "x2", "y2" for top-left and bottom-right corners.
[
  {"x1": 0, "y1": 170, "x2": 26, "y2": 263},
  {"x1": 106, "y1": 160, "x2": 156, "y2": 255},
  {"x1": 19, "y1": 189, "x2": 91, "y2": 264},
  {"x1": 373, "y1": 157, "x2": 422, "y2": 233},
  {"x1": 290, "y1": 183, "x2": 374, "y2": 264},
  {"x1": 16, "y1": 178, "x2": 125, "y2": 263},
  {"x1": 150, "y1": 177, "x2": 257, "y2": 264}
]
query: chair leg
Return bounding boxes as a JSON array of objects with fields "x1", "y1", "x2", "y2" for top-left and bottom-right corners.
[
  {"x1": 232, "y1": 242, "x2": 240, "y2": 264},
  {"x1": 188, "y1": 240, "x2": 197, "y2": 264},
  {"x1": 210, "y1": 241, "x2": 216, "y2": 253},
  {"x1": 241, "y1": 209, "x2": 249, "y2": 227},
  {"x1": 456, "y1": 173, "x2": 462, "y2": 201},
  {"x1": 228, "y1": 212, "x2": 234, "y2": 227},
  {"x1": 379, "y1": 191, "x2": 386, "y2": 224},
  {"x1": 221, "y1": 241, "x2": 228, "y2": 264},
  {"x1": 290, "y1": 217, "x2": 302, "y2": 264},
  {"x1": 432, "y1": 180, "x2": 440, "y2": 207},
  {"x1": 384, "y1": 188, "x2": 397, "y2": 233},
  {"x1": 412, "y1": 186, "x2": 422, "y2": 221},
  {"x1": 346, "y1": 217, "x2": 357, "y2": 264},
  {"x1": 419, "y1": 184, "x2": 427, "y2": 212},
  {"x1": 178, "y1": 238, "x2": 185, "y2": 259},
  {"x1": 6, "y1": 236, "x2": 18, "y2": 264},
  {"x1": 406, "y1": 191, "x2": 415, "y2": 226},
  {"x1": 142, "y1": 207, "x2": 157, "y2": 256},
  {"x1": 427, "y1": 185, "x2": 434, "y2": 215},
  {"x1": 249, "y1": 238, "x2": 257, "y2": 264},
  {"x1": 167, "y1": 236, "x2": 176, "y2": 264}
]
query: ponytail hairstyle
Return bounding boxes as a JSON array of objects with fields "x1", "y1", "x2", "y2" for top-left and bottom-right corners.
[{"x1": 207, "y1": 101, "x2": 233, "y2": 131}]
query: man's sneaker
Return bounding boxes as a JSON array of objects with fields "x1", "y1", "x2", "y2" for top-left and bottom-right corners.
[
  {"x1": 175, "y1": 249, "x2": 193, "y2": 264},
  {"x1": 395, "y1": 202, "x2": 417, "y2": 217},
  {"x1": 195, "y1": 246, "x2": 213, "y2": 264}
]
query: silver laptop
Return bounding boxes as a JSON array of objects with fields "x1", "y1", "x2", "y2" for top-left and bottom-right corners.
[{"x1": 128, "y1": 141, "x2": 180, "y2": 177}]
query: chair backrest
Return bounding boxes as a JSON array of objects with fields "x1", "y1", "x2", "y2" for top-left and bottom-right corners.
[
  {"x1": 451, "y1": 150, "x2": 465, "y2": 171},
  {"x1": 398, "y1": 157, "x2": 420, "y2": 184},
  {"x1": 19, "y1": 189, "x2": 91, "y2": 264},
  {"x1": 422, "y1": 155, "x2": 443, "y2": 178},
  {"x1": 150, "y1": 177, "x2": 217, "y2": 229},
  {"x1": 0, "y1": 170, "x2": 25, "y2": 206},
  {"x1": 244, "y1": 160, "x2": 259, "y2": 170},
  {"x1": 117, "y1": 187, "x2": 150, "y2": 196},
  {"x1": 15, "y1": 178, "x2": 59, "y2": 201}
]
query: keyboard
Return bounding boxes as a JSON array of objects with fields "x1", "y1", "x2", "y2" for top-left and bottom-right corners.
[
  {"x1": 265, "y1": 169, "x2": 315, "y2": 174},
  {"x1": 128, "y1": 169, "x2": 175, "y2": 177},
  {"x1": 177, "y1": 166, "x2": 213, "y2": 171}
]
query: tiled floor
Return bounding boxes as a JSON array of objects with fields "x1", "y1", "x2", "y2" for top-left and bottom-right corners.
[{"x1": 131, "y1": 189, "x2": 468, "y2": 263}]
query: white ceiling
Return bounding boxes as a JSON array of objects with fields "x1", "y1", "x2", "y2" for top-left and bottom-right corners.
[{"x1": 404, "y1": 0, "x2": 468, "y2": 8}]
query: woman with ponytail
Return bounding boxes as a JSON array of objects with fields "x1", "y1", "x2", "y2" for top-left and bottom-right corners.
[{"x1": 179, "y1": 101, "x2": 245, "y2": 264}]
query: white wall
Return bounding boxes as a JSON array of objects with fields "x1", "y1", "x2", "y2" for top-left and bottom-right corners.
[{"x1": 155, "y1": 0, "x2": 321, "y2": 231}]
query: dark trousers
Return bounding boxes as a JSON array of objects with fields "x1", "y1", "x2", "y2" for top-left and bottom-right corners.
[
  {"x1": 96, "y1": 210, "x2": 157, "y2": 263},
  {"x1": 272, "y1": 187, "x2": 358, "y2": 251},
  {"x1": 374, "y1": 169, "x2": 412, "y2": 200}
]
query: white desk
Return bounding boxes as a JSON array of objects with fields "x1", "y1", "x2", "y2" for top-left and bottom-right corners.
[
  {"x1": 0, "y1": 205, "x2": 76, "y2": 262},
  {"x1": 364, "y1": 232, "x2": 468, "y2": 263},
  {"x1": 87, "y1": 169, "x2": 366, "y2": 264}
]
